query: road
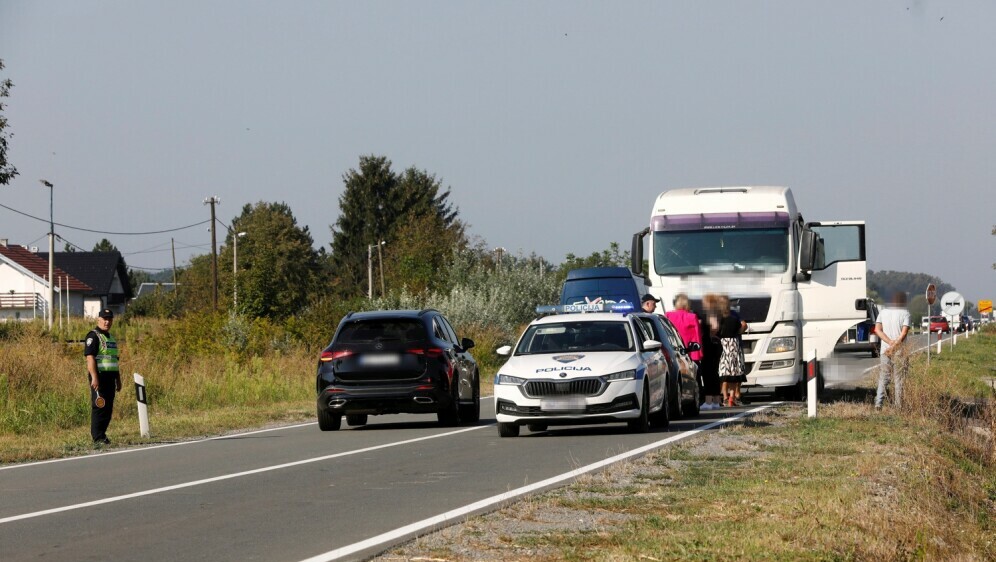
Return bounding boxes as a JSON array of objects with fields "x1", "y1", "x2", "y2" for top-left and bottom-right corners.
[
  {"x1": 0, "y1": 344, "x2": 910, "y2": 562},
  {"x1": 2, "y1": 396, "x2": 795, "y2": 562}
]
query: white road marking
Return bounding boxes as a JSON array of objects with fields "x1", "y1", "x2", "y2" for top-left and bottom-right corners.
[
  {"x1": 297, "y1": 403, "x2": 783, "y2": 562},
  {"x1": 0, "y1": 396, "x2": 497, "y2": 472},
  {"x1": 0, "y1": 424, "x2": 489, "y2": 525}
]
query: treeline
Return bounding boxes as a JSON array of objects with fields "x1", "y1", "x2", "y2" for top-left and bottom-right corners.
[
  {"x1": 868, "y1": 269, "x2": 974, "y2": 319},
  {"x1": 125, "y1": 154, "x2": 631, "y2": 353}
]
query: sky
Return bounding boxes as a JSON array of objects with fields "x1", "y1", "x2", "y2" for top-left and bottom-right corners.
[{"x1": 1, "y1": 1, "x2": 994, "y2": 304}]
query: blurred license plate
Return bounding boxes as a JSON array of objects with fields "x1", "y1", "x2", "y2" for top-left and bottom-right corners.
[
  {"x1": 540, "y1": 397, "x2": 585, "y2": 412},
  {"x1": 360, "y1": 354, "x2": 400, "y2": 366}
]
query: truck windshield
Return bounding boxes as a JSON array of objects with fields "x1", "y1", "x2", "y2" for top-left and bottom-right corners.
[{"x1": 653, "y1": 228, "x2": 789, "y2": 275}]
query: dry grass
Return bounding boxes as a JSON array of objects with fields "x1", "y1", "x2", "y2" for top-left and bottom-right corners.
[{"x1": 375, "y1": 332, "x2": 996, "y2": 562}]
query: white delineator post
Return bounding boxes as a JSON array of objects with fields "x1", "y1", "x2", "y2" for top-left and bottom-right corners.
[
  {"x1": 134, "y1": 373, "x2": 150, "y2": 438},
  {"x1": 936, "y1": 331, "x2": 942, "y2": 354},
  {"x1": 806, "y1": 350, "x2": 818, "y2": 418}
]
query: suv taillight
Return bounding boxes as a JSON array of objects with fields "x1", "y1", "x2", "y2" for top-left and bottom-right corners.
[
  {"x1": 408, "y1": 347, "x2": 445, "y2": 357},
  {"x1": 321, "y1": 350, "x2": 353, "y2": 362}
]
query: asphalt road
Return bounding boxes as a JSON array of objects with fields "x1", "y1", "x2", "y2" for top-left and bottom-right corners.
[
  {"x1": 1, "y1": 395, "x2": 800, "y2": 562},
  {"x1": 0, "y1": 345, "x2": 910, "y2": 562}
]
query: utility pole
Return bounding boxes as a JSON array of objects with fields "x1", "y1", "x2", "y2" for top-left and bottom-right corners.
[
  {"x1": 171, "y1": 237, "x2": 177, "y2": 286},
  {"x1": 40, "y1": 179, "x2": 54, "y2": 329},
  {"x1": 204, "y1": 196, "x2": 220, "y2": 309},
  {"x1": 378, "y1": 242, "x2": 386, "y2": 297}
]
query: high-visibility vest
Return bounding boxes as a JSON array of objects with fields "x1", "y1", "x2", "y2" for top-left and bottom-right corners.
[{"x1": 95, "y1": 332, "x2": 119, "y2": 373}]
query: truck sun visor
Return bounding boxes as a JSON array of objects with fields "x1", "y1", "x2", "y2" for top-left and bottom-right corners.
[{"x1": 652, "y1": 212, "x2": 790, "y2": 231}]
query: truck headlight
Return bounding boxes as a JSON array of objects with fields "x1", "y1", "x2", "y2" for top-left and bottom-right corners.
[
  {"x1": 767, "y1": 337, "x2": 796, "y2": 354},
  {"x1": 495, "y1": 374, "x2": 525, "y2": 385},
  {"x1": 604, "y1": 369, "x2": 637, "y2": 382}
]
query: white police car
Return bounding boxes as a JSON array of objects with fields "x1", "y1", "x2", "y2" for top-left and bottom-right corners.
[{"x1": 494, "y1": 305, "x2": 671, "y2": 437}]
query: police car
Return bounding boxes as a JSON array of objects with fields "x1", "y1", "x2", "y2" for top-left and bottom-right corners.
[{"x1": 494, "y1": 304, "x2": 671, "y2": 437}]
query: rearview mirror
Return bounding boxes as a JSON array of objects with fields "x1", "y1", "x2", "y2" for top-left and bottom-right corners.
[
  {"x1": 496, "y1": 345, "x2": 512, "y2": 356},
  {"x1": 643, "y1": 340, "x2": 662, "y2": 351}
]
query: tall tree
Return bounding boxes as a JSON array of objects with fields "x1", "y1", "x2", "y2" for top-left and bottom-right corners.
[
  {"x1": 92, "y1": 238, "x2": 119, "y2": 252},
  {"x1": 0, "y1": 59, "x2": 17, "y2": 186},
  {"x1": 222, "y1": 201, "x2": 320, "y2": 318},
  {"x1": 329, "y1": 155, "x2": 463, "y2": 297}
]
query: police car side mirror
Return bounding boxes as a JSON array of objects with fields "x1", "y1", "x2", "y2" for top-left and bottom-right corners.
[
  {"x1": 496, "y1": 345, "x2": 512, "y2": 356},
  {"x1": 643, "y1": 340, "x2": 662, "y2": 351}
]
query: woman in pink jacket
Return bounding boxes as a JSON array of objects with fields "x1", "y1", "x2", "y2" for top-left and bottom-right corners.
[{"x1": 666, "y1": 294, "x2": 713, "y2": 408}]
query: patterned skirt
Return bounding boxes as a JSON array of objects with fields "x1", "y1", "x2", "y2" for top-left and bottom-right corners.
[{"x1": 718, "y1": 337, "x2": 746, "y2": 382}]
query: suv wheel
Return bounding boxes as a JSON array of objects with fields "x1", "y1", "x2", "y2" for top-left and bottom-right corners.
[
  {"x1": 317, "y1": 408, "x2": 341, "y2": 431},
  {"x1": 457, "y1": 374, "x2": 481, "y2": 423},
  {"x1": 437, "y1": 386, "x2": 460, "y2": 426},
  {"x1": 346, "y1": 414, "x2": 368, "y2": 427}
]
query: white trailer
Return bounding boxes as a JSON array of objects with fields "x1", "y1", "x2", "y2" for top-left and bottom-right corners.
[{"x1": 632, "y1": 186, "x2": 868, "y2": 399}]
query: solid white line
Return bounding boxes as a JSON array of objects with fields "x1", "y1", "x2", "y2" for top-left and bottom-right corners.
[
  {"x1": 0, "y1": 396, "x2": 497, "y2": 472},
  {"x1": 296, "y1": 403, "x2": 782, "y2": 562},
  {"x1": 0, "y1": 424, "x2": 489, "y2": 525}
]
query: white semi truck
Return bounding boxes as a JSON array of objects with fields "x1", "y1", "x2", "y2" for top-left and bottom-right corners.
[{"x1": 631, "y1": 186, "x2": 869, "y2": 399}]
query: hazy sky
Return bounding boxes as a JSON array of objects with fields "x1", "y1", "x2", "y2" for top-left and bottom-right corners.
[{"x1": 1, "y1": 2, "x2": 993, "y2": 303}]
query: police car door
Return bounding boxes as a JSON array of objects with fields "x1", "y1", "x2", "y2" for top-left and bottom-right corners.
[{"x1": 633, "y1": 317, "x2": 666, "y2": 410}]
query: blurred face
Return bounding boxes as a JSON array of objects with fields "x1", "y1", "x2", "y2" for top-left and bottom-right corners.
[
  {"x1": 641, "y1": 300, "x2": 656, "y2": 313},
  {"x1": 98, "y1": 317, "x2": 113, "y2": 330}
]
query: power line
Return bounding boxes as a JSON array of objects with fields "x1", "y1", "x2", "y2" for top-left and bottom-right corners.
[{"x1": 0, "y1": 202, "x2": 211, "y2": 235}]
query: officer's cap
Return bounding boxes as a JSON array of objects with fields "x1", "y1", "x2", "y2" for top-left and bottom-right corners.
[{"x1": 98, "y1": 308, "x2": 114, "y2": 319}]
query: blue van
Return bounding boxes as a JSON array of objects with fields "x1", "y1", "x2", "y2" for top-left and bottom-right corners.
[{"x1": 560, "y1": 267, "x2": 647, "y2": 311}]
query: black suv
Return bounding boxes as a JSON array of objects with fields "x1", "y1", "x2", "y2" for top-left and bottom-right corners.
[{"x1": 315, "y1": 309, "x2": 480, "y2": 431}]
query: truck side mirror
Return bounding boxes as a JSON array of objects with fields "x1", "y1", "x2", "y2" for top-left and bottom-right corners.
[
  {"x1": 798, "y1": 229, "x2": 816, "y2": 272},
  {"x1": 855, "y1": 299, "x2": 868, "y2": 311},
  {"x1": 631, "y1": 228, "x2": 649, "y2": 276}
]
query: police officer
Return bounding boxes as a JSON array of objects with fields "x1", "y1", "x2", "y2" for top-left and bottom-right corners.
[{"x1": 85, "y1": 308, "x2": 121, "y2": 445}]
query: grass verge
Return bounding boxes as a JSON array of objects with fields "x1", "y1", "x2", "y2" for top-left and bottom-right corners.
[{"x1": 375, "y1": 331, "x2": 996, "y2": 561}]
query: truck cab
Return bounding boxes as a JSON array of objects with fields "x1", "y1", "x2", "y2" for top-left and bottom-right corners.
[{"x1": 632, "y1": 186, "x2": 867, "y2": 398}]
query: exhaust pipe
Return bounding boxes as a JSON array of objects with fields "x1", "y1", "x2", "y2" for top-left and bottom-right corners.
[
  {"x1": 327, "y1": 398, "x2": 347, "y2": 408},
  {"x1": 413, "y1": 396, "x2": 434, "y2": 404}
]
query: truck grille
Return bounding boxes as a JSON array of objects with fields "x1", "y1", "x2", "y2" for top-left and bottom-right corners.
[{"x1": 523, "y1": 378, "x2": 604, "y2": 398}]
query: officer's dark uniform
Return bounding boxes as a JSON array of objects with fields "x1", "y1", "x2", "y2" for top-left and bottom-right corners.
[{"x1": 84, "y1": 308, "x2": 120, "y2": 444}]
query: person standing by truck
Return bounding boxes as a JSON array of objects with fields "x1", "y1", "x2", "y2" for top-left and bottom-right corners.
[
  {"x1": 715, "y1": 295, "x2": 746, "y2": 407},
  {"x1": 699, "y1": 294, "x2": 724, "y2": 410},
  {"x1": 873, "y1": 292, "x2": 911, "y2": 409}
]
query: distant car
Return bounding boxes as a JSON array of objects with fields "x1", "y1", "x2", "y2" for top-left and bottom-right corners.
[
  {"x1": 928, "y1": 316, "x2": 950, "y2": 334},
  {"x1": 958, "y1": 315, "x2": 973, "y2": 332},
  {"x1": 315, "y1": 309, "x2": 480, "y2": 431},
  {"x1": 493, "y1": 307, "x2": 671, "y2": 437}
]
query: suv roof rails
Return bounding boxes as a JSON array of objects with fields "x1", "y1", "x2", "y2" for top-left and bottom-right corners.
[
  {"x1": 344, "y1": 311, "x2": 355, "y2": 319},
  {"x1": 418, "y1": 308, "x2": 439, "y2": 317}
]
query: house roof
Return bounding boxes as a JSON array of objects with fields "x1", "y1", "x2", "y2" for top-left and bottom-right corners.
[
  {"x1": 0, "y1": 243, "x2": 92, "y2": 291},
  {"x1": 36, "y1": 251, "x2": 133, "y2": 299}
]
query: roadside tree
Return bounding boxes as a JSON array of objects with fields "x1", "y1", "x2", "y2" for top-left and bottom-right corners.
[{"x1": 0, "y1": 59, "x2": 17, "y2": 186}]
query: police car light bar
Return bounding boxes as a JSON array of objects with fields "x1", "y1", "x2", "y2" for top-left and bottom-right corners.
[{"x1": 534, "y1": 303, "x2": 635, "y2": 314}]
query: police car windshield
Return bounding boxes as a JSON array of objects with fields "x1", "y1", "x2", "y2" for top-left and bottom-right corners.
[
  {"x1": 653, "y1": 228, "x2": 788, "y2": 276},
  {"x1": 516, "y1": 321, "x2": 634, "y2": 354}
]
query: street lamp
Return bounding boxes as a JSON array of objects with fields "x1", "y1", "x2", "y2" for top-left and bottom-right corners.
[
  {"x1": 39, "y1": 179, "x2": 54, "y2": 329},
  {"x1": 368, "y1": 241, "x2": 385, "y2": 299},
  {"x1": 233, "y1": 231, "x2": 247, "y2": 311}
]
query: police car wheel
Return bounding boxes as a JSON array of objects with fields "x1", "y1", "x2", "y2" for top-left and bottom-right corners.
[
  {"x1": 628, "y1": 385, "x2": 651, "y2": 433},
  {"x1": 498, "y1": 422, "x2": 520, "y2": 438},
  {"x1": 317, "y1": 408, "x2": 342, "y2": 431}
]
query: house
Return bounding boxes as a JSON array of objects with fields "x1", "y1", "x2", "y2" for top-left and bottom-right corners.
[
  {"x1": 35, "y1": 250, "x2": 134, "y2": 318},
  {"x1": 0, "y1": 240, "x2": 91, "y2": 321}
]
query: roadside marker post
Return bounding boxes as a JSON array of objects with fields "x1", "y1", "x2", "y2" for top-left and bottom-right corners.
[
  {"x1": 134, "y1": 373, "x2": 150, "y2": 438},
  {"x1": 925, "y1": 284, "x2": 935, "y2": 369},
  {"x1": 937, "y1": 331, "x2": 942, "y2": 354},
  {"x1": 806, "y1": 351, "x2": 818, "y2": 419}
]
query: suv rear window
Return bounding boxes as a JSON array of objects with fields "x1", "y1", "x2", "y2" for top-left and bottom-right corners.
[{"x1": 337, "y1": 319, "x2": 427, "y2": 347}]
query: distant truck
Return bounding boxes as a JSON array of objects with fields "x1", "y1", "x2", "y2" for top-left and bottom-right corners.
[
  {"x1": 631, "y1": 186, "x2": 869, "y2": 399},
  {"x1": 559, "y1": 267, "x2": 647, "y2": 312}
]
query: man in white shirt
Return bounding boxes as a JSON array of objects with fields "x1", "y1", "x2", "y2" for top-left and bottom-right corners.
[{"x1": 873, "y1": 292, "x2": 911, "y2": 408}]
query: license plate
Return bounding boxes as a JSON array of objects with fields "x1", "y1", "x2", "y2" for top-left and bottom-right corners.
[
  {"x1": 540, "y1": 396, "x2": 586, "y2": 412},
  {"x1": 359, "y1": 353, "x2": 400, "y2": 367}
]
